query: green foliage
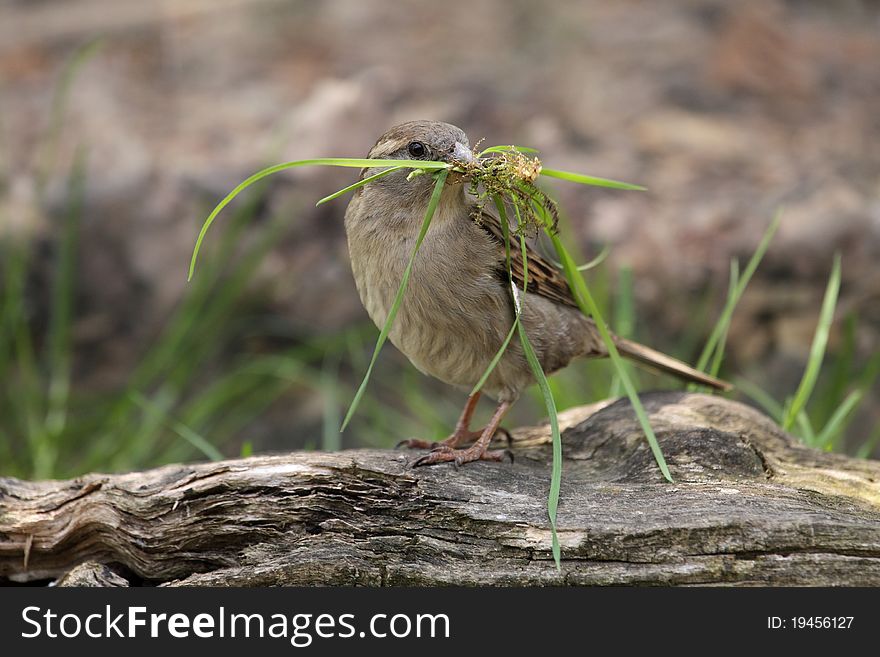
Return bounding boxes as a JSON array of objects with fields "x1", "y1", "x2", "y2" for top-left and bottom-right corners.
[
  {"x1": 0, "y1": 38, "x2": 382, "y2": 476},
  {"x1": 188, "y1": 158, "x2": 447, "y2": 280},
  {"x1": 539, "y1": 167, "x2": 646, "y2": 191},
  {"x1": 737, "y1": 263, "x2": 875, "y2": 452},
  {"x1": 550, "y1": 231, "x2": 673, "y2": 482},
  {"x1": 490, "y1": 194, "x2": 562, "y2": 567},
  {"x1": 782, "y1": 254, "x2": 841, "y2": 432},
  {"x1": 341, "y1": 169, "x2": 449, "y2": 430},
  {"x1": 691, "y1": 211, "x2": 781, "y2": 387},
  {"x1": 0, "y1": 166, "x2": 332, "y2": 478},
  {"x1": 608, "y1": 266, "x2": 635, "y2": 398}
]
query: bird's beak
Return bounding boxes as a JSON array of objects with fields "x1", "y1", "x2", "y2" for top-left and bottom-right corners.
[{"x1": 450, "y1": 142, "x2": 474, "y2": 165}]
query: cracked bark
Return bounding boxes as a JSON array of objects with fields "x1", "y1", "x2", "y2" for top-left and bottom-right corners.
[{"x1": 2, "y1": 392, "x2": 879, "y2": 586}]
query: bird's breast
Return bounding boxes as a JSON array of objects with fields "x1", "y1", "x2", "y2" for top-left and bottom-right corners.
[{"x1": 345, "y1": 199, "x2": 512, "y2": 389}]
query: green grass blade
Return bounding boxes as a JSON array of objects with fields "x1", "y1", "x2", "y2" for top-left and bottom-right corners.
[
  {"x1": 470, "y1": 197, "x2": 521, "y2": 394},
  {"x1": 783, "y1": 253, "x2": 842, "y2": 431},
  {"x1": 130, "y1": 391, "x2": 223, "y2": 461},
  {"x1": 814, "y1": 313, "x2": 857, "y2": 425},
  {"x1": 519, "y1": 194, "x2": 668, "y2": 479},
  {"x1": 341, "y1": 170, "x2": 449, "y2": 431},
  {"x1": 315, "y1": 165, "x2": 404, "y2": 206},
  {"x1": 609, "y1": 266, "x2": 635, "y2": 398},
  {"x1": 856, "y1": 425, "x2": 880, "y2": 460},
  {"x1": 796, "y1": 410, "x2": 817, "y2": 446},
  {"x1": 83, "y1": 201, "x2": 287, "y2": 473},
  {"x1": 467, "y1": 193, "x2": 563, "y2": 566},
  {"x1": 188, "y1": 158, "x2": 449, "y2": 280},
  {"x1": 539, "y1": 168, "x2": 646, "y2": 191},
  {"x1": 708, "y1": 260, "x2": 739, "y2": 378},
  {"x1": 549, "y1": 231, "x2": 672, "y2": 482},
  {"x1": 734, "y1": 377, "x2": 785, "y2": 423},
  {"x1": 45, "y1": 148, "x2": 86, "y2": 444},
  {"x1": 502, "y1": 210, "x2": 563, "y2": 568},
  {"x1": 693, "y1": 211, "x2": 781, "y2": 378},
  {"x1": 472, "y1": 323, "x2": 518, "y2": 395},
  {"x1": 548, "y1": 244, "x2": 611, "y2": 273},
  {"x1": 518, "y1": 323, "x2": 563, "y2": 568},
  {"x1": 815, "y1": 389, "x2": 863, "y2": 450},
  {"x1": 478, "y1": 145, "x2": 539, "y2": 156},
  {"x1": 36, "y1": 37, "x2": 103, "y2": 197},
  {"x1": 321, "y1": 354, "x2": 342, "y2": 451},
  {"x1": 576, "y1": 245, "x2": 611, "y2": 272}
]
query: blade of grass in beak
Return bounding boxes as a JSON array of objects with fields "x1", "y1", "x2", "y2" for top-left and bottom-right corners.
[
  {"x1": 504, "y1": 197, "x2": 564, "y2": 568},
  {"x1": 511, "y1": 249, "x2": 562, "y2": 570},
  {"x1": 522, "y1": 196, "x2": 670, "y2": 480},
  {"x1": 316, "y1": 165, "x2": 405, "y2": 206},
  {"x1": 188, "y1": 158, "x2": 449, "y2": 280},
  {"x1": 470, "y1": 197, "x2": 521, "y2": 394},
  {"x1": 548, "y1": 244, "x2": 611, "y2": 273},
  {"x1": 473, "y1": 194, "x2": 563, "y2": 567},
  {"x1": 478, "y1": 145, "x2": 539, "y2": 156},
  {"x1": 341, "y1": 170, "x2": 449, "y2": 431},
  {"x1": 540, "y1": 168, "x2": 646, "y2": 191},
  {"x1": 548, "y1": 229, "x2": 672, "y2": 482},
  {"x1": 518, "y1": 319, "x2": 563, "y2": 568}
]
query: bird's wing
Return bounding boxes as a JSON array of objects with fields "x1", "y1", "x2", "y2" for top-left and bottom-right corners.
[
  {"x1": 475, "y1": 208, "x2": 734, "y2": 391},
  {"x1": 475, "y1": 208, "x2": 580, "y2": 309}
]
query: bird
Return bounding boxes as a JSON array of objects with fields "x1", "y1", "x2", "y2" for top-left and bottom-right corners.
[{"x1": 343, "y1": 120, "x2": 731, "y2": 467}]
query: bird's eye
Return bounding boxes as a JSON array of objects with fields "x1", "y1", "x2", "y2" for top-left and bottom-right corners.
[{"x1": 407, "y1": 141, "x2": 427, "y2": 158}]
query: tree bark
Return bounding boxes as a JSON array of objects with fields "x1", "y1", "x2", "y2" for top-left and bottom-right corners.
[{"x1": 2, "y1": 392, "x2": 879, "y2": 586}]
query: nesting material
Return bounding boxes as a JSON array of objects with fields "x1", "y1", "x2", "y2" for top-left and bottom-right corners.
[{"x1": 453, "y1": 146, "x2": 560, "y2": 237}]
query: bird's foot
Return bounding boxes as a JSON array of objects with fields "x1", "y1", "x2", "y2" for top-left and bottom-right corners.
[
  {"x1": 396, "y1": 426, "x2": 512, "y2": 451},
  {"x1": 401, "y1": 396, "x2": 513, "y2": 468},
  {"x1": 410, "y1": 445, "x2": 513, "y2": 468},
  {"x1": 395, "y1": 429, "x2": 482, "y2": 451}
]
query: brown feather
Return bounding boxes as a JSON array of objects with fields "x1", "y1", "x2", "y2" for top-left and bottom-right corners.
[
  {"x1": 615, "y1": 338, "x2": 733, "y2": 391},
  {"x1": 475, "y1": 207, "x2": 732, "y2": 391},
  {"x1": 475, "y1": 208, "x2": 579, "y2": 309}
]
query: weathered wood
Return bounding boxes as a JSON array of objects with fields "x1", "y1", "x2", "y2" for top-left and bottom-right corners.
[
  {"x1": 2, "y1": 392, "x2": 879, "y2": 586},
  {"x1": 54, "y1": 561, "x2": 130, "y2": 587}
]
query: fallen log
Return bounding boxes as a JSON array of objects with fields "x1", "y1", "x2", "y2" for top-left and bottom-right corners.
[{"x1": 2, "y1": 392, "x2": 879, "y2": 586}]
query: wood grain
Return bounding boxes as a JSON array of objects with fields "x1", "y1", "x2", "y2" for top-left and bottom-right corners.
[{"x1": 2, "y1": 392, "x2": 878, "y2": 586}]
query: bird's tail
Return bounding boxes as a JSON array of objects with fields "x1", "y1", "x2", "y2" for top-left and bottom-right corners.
[{"x1": 614, "y1": 337, "x2": 733, "y2": 391}]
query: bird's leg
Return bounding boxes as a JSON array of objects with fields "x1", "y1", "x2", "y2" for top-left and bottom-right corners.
[
  {"x1": 411, "y1": 400, "x2": 512, "y2": 467},
  {"x1": 397, "y1": 391, "x2": 483, "y2": 450}
]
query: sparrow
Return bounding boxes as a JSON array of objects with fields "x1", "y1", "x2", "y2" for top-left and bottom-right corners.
[{"x1": 344, "y1": 120, "x2": 730, "y2": 467}]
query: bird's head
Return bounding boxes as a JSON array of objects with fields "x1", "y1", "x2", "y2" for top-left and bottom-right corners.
[{"x1": 360, "y1": 120, "x2": 474, "y2": 204}]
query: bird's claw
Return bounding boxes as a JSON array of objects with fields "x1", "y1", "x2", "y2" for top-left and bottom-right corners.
[{"x1": 410, "y1": 447, "x2": 510, "y2": 468}]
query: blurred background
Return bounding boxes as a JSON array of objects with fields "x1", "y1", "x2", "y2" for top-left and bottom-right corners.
[{"x1": 1, "y1": 0, "x2": 878, "y2": 479}]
